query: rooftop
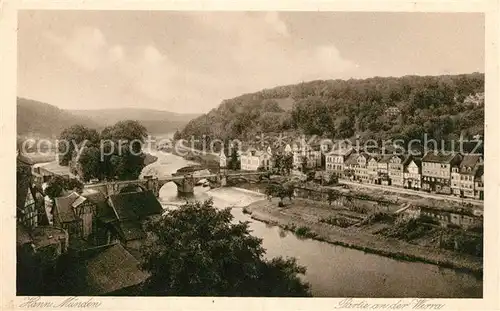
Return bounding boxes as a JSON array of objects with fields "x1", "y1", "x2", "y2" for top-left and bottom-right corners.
[
  {"x1": 60, "y1": 243, "x2": 150, "y2": 296},
  {"x1": 108, "y1": 190, "x2": 163, "y2": 221},
  {"x1": 38, "y1": 161, "x2": 77, "y2": 178},
  {"x1": 54, "y1": 192, "x2": 81, "y2": 223},
  {"x1": 422, "y1": 151, "x2": 459, "y2": 163}
]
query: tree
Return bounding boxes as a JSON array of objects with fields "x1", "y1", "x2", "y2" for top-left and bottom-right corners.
[
  {"x1": 271, "y1": 152, "x2": 284, "y2": 174},
  {"x1": 44, "y1": 176, "x2": 83, "y2": 199},
  {"x1": 283, "y1": 153, "x2": 293, "y2": 175},
  {"x1": 77, "y1": 146, "x2": 101, "y2": 182},
  {"x1": 173, "y1": 130, "x2": 182, "y2": 141},
  {"x1": 58, "y1": 125, "x2": 100, "y2": 166},
  {"x1": 101, "y1": 120, "x2": 148, "y2": 153},
  {"x1": 300, "y1": 156, "x2": 308, "y2": 173},
  {"x1": 265, "y1": 183, "x2": 294, "y2": 207},
  {"x1": 140, "y1": 199, "x2": 311, "y2": 296},
  {"x1": 327, "y1": 189, "x2": 341, "y2": 206}
]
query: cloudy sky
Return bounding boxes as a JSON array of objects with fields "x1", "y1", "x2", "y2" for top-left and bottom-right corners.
[{"x1": 18, "y1": 11, "x2": 484, "y2": 114}]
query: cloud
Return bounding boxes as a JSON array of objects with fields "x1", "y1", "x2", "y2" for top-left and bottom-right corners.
[
  {"x1": 264, "y1": 12, "x2": 289, "y2": 37},
  {"x1": 46, "y1": 27, "x2": 179, "y2": 103},
  {"x1": 108, "y1": 45, "x2": 124, "y2": 63},
  {"x1": 45, "y1": 27, "x2": 108, "y2": 71},
  {"x1": 190, "y1": 12, "x2": 358, "y2": 92},
  {"x1": 44, "y1": 14, "x2": 359, "y2": 113}
]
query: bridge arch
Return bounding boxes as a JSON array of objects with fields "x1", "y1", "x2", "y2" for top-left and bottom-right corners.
[{"x1": 119, "y1": 184, "x2": 147, "y2": 194}]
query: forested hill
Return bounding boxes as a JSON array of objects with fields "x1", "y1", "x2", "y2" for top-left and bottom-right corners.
[
  {"x1": 17, "y1": 97, "x2": 98, "y2": 138},
  {"x1": 180, "y1": 73, "x2": 484, "y2": 145}
]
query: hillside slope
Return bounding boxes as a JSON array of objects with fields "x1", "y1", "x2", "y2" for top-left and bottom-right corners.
[
  {"x1": 17, "y1": 97, "x2": 98, "y2": 138},
  {"x1": 70, "y1": 108, "x2": 200, "y2": 134},
  {"x1": 17, "y1": 98, "x2": 200, "y2": 138},
  {"x1": 180, "y1": 73, "x2": 484, "y2": 147}
]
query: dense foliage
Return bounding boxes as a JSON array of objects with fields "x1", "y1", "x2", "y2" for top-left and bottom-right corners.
[
  {"x1": 44, "y1": 175, "x2": 84, "y2": 199},
  {"x1": 140, "y1": 199, "x2": 311, "y2": 296},
  {"x1": 58, "y1": 120, "x2": 148, "y2": 181},
  {"x1": 265, "y1": 182, "x2": 295, "y2": 206},
  {"x1": 180, "y1": 74, "x2": 484, "y2": 147}
]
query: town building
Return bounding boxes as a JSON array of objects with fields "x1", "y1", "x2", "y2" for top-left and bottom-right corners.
[
  {"x1": 474, "y1": 164, "x2": 484, "y2": 200},
  {"x1": 325, "y1": 143, "x2": 354, "y2": 178},
  {"x1": 352, "y1": 153, "x2": 370, "y2": 182},
  {"x1": 377, "y1": 155, "x2": 392, "y2": 185},
  {"x1": 17, "y1": 224, "x2": 69, "y2": 295},
  {"x1": 292, "y1": 141, "x2": 323, "y2": 171},
  {"x1": 366, "y1": 155, "x2": 380, "y2": 184},
  {"x1": 451, "y1": 155, "x2": 483, "y2": 198},
  {"x1": 53, "y1": 191, "x2": 97, "y2": 245},
  {"x1": 421, "y1": 151, "x2": 462, "y2": 194},
  {"x1": 403, "y1": 158, "x2": 422, "y2": 190},
  {"x1": 385, "y1": 106, "x2": 401, "y2": 118},
  {"x1": 388, "y1": 154, "x2": 410, "y2": 188},
  {"x1": 104, "y1": 190, "x2": 163, "y2": 251},
  {"x1": 240, "y1": 146, "x2": 273, "y2": 171},
  {"x1": 56, "y1": 243, "x2": 150, "y2": 296},
  {"x1": 343, "y1": 152, "x2": 359, "y2": 180},
  {"x1": 240, "y1": 148, "x2": 262, "y2": 171}
]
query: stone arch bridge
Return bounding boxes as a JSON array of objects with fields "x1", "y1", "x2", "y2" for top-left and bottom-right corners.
[{"x1": 84, "y1": 171, "x2": 266, "y2": 197}]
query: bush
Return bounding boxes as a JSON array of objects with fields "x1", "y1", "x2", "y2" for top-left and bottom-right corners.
[{"x1": 294, "y1": 226, "x2": 317, "y2": 238}]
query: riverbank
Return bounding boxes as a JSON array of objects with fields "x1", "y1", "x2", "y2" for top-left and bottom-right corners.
[{"x1": 244, "y1": 198, "x2": 483, "y2": 277}]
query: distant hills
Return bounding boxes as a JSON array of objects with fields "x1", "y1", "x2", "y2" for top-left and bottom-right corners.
[
  {"x1": 17, "y1": 97, "x2": 98, "y2": 138},
  {"x1": 70, "y1": 108, "x2": 200, "y2": 135},
  {"x1": 17, "y1": 97, "x2": 200, "y2": 138}
]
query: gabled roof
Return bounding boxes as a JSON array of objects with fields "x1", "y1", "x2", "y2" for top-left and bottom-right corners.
[
  {"x1": 61, "y1": 243, "x2": 150, "y2": 296},
  {"x1": 460, "y1": 154, "x2": 482, "y2": 169},
  {"x1": 378, "y1": 154, "x2": 393, "y2": 164},
  {"x1": 108, "y1": 190, "x2": 162, "y2": 221},
  {"x1": 83, "y1": 189, "x2": 114, "y2": 222},
  {"x1": 344, "y1": 153, "x2": 359, "y2": 166},
  {"x1": 422, "y1": 151, "x2": 459, "y2": 163},
  {"x1": 408, "y1": 157, "x2": 422, "y2": 168},
  {"x1": 54, "y1": 192, "x2": 81, "y2": 223},
  {"x1": 112, "y1": 220, "x2": 147, "y2": 241}
]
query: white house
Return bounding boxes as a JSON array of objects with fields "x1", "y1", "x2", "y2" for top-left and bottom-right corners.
[
  {"x1": 240, "y1": 147, "x2": 273, "y2": 171},
  {"x1": 292, "y1": 142, "x2": 322, "y2": 170},
  {"x1": 325, "y1": 145, "x2": 353, "y2": 178},
  {"x1": 404, "y1": 158, "x2": 422, "y2": 190},
  {"x1": 219, "y1": 149, "x2": 227, "y2": 168}
]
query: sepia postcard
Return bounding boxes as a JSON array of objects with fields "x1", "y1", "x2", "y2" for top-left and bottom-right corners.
[{"x1": 1, "y1": 0, "x2": 499, "y2": 310}]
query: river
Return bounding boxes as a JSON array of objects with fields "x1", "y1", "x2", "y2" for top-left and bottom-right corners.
[{"x1": 140, "y1": 150, "x2": 483, "y2": 298}]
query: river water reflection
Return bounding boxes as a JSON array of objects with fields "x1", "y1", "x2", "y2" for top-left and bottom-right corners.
[{"x1": 142, "y1": 152, "x2": 482, "y2": 298}]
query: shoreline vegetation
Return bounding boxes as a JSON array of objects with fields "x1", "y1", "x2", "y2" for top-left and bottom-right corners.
[{"x1": 242, "y1": 198, "x2": 483, "y2": 278}]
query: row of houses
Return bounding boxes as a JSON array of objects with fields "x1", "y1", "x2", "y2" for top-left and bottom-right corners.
[
  {"x1": 339, "y1": 150, "x2": 483, "y2": 200},
  {"x1": 219, "y1": 141, "x2": 484, "y2": 200}
]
